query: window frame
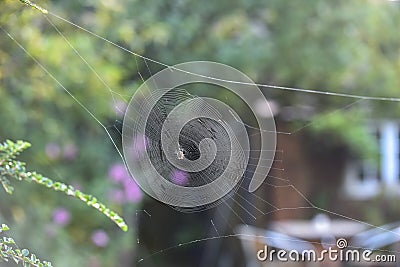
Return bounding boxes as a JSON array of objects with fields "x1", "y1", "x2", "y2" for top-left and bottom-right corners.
[{"x1": 342, "y1": 120, "x2": 400, "y2": 200}]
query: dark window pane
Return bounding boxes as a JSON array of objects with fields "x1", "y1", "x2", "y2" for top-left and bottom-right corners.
[
  {"x1": 375, "y1": 128, "x2": 381, "y2": 140},
  {"x1": 358, "y1": 166, "x2": 364, "y2": 181}
]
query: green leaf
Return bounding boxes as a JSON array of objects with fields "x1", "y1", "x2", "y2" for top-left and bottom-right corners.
[
  {"x1": 0, "y1": 224, "x2": 50, "y2": 266},
  {"x1": 21, "y1": 249, "x2": 29, "y2": 257}
]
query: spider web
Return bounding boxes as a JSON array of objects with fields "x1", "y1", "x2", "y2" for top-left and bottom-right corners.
[{"x1": 2, "y1": 5, "x2": 400, "y2": 266}]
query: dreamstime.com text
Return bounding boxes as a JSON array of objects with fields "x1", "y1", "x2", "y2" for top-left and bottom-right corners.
[{"x1": 257, "y1": 238, "x2": 397, "y2": 263}]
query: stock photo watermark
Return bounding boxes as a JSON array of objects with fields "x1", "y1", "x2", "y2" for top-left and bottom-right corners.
[{"x1": 257, "y1": 238, "x2": 397, "y2": 263}]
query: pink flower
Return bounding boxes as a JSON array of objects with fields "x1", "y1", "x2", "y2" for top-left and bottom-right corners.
[
  {"x1": 123, "y1": 179, "x2": 143, "y2": 203},
  {"x1": 52, "y1": 207, "x2": 71, "y2": 226},
  {"x1": 107, "y1": 163, "x2": 143, "y2": 204},
  {"x1": 108, "y1": 163, "x2": 129, "y2": 183},
  {"x1": 171, "y1": 170, "x2": 189, "y2": 186},
  {"x1": 63, "y1": 143, "x2": 78, "y2": 160},
  {"x1": 45, "y1": 143, "x2": 61, "y2": 160},
  {"x1": 91, "y1": 230, "x2": 109, "y2": 247}
]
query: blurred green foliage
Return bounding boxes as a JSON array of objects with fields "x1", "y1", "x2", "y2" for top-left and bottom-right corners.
[{"x1": 0, "y1": 0, "x2": 399, "y2": 266}]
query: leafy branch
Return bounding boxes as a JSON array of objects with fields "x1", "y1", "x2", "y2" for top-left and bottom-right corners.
[
  {"x1": 18, "y1": 0, "x2": 48, "y2": 14},
  {"x1": 0, "y1": 140, "x2": 128, "y2": 232},
  {"x1": 1, "y1": 224, "x2": 52, "y2": 267},
  {"x1": 0, "y1": 139, "x2": 128, "y2": 266}
]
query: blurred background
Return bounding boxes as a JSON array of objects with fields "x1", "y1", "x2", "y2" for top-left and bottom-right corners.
[{"x1": 1, "y1": 0, "x2": 400, "y2": 266}]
